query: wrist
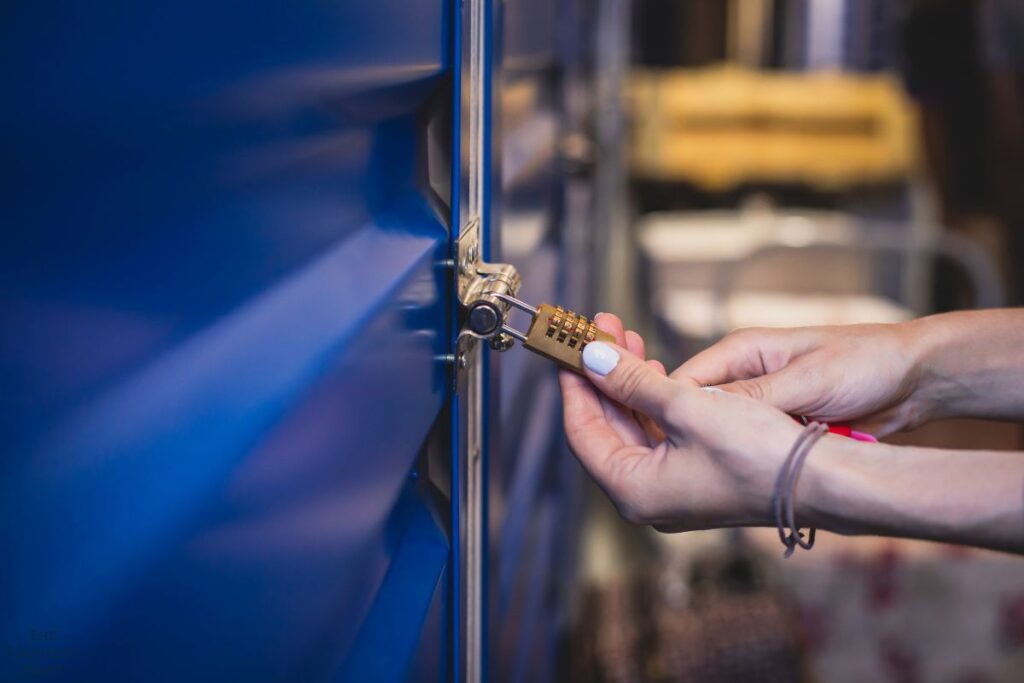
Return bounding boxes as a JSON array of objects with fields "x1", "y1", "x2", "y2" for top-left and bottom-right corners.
[
  {"x1": 898, "y1": 314, "x2": 958, "y2": 424},
  {"x1": 796, "y1": 434, "x2": 882, "y2": 535}
]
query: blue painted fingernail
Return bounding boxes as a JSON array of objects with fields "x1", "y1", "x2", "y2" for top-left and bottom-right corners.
[{"x1": 582, "y1": 341, "x2": 619, "y2": 376}]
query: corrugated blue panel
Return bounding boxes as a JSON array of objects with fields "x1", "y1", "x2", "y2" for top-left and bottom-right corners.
[
  {"x1": 0, "y1": 2, "x2": 452, "y2": 681},
  {"x1": 336, "y1": 478, "x2": 449, "y2": 681}
]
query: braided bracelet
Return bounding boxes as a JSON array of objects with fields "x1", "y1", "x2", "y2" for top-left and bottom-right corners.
[{"x1": 773, "y1": 421, "x2": 829, "y2": 558}]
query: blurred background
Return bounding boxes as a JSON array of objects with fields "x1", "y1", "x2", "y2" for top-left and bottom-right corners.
[
  {"x1": 572, "y1": 1, "x2": 1024, "y2": 681},
  {"x1": 2, "y1": 1, "x2": 1023, "y2": 682}
]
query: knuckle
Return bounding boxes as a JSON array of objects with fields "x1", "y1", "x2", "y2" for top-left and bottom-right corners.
[
  {"x1": 614, "y1": 360, "x2": 649, "y2": 406},
  {"x1": 736, "y1": 378, "x2": 767, "y2": 402}
]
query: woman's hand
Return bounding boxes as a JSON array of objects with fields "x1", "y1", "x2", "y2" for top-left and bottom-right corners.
[
  {"x1": 671, "y1": 323, "x2": 926, "y2": 437},
  {"x1": 559, "y1": 313, "x2": 1024, "y2": 553},
  {"x1": 558, "y1": 314, "x2": 805, "y2": 532}
]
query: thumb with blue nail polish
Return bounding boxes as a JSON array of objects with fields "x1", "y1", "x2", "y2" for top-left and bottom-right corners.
[
  {"x1": 582, "y1": 341, "x2": 619, "y2": 376},
  {"x1": 580, "y1": 340, "x2": 681, "y2": 420}
]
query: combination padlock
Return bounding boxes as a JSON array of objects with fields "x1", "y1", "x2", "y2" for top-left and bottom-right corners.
[{"x1": 475, "y1": 293, "x2": 614, "y2": 373}]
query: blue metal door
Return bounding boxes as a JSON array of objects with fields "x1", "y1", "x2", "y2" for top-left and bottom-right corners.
[
  {"x1": 2, "y1": 2, "x2": 453, "y2": 680},
  {"x1": 1, "y1": 2, "x2": 596, "y2": 680}
]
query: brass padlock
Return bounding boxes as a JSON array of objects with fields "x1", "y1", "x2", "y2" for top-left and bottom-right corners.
[{"x1": 488, "y1": 295, "x2": 614, "y2": 373}]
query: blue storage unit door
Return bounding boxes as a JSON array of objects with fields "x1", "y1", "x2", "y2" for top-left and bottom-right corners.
[{"x1": 1, "y1": 2, "x2": 455, "y2": 680}]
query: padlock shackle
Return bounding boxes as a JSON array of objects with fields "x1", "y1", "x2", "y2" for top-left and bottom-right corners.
[{"x1": 491, "y1": 292, "x2": 538, "y2": 316}]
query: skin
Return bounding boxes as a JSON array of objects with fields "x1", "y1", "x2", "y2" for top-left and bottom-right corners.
[{"x1": 558, "y1": 310, "x2": 1024, "y2": 554}]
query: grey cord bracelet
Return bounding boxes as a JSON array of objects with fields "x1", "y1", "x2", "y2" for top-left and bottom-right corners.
[{"x1": 773, "y1": 421, "x2": 829, "y2": 558}]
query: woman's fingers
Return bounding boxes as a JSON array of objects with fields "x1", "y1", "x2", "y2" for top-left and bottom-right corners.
[
  {"x1": 596, "y1": 312, "x2": 626, "y2": 343},
  {"x1": 639, "y1": 359, "x2": 668, "y2": 444},
  {"x1": 581, "y1": 340, "x2": 683, "y2": 426},
  {"x1": 561, "y1": 313, "x2": 671, "y2": 456},
  {"x1": 559, "y1": 369, "x2": 641, "y2": 486},
  {"x1": 670, "y1": 327, "x2": 814, "y2": 386},
  {"x1": 594, "y1": 314, "x2": 649, "y2": 446},
  {"x1": 624, "y1": 328, "x2": 666, "y2": 445},
  {"x1": 625, "y1": 330, "x2": 645, "y2": 359}
]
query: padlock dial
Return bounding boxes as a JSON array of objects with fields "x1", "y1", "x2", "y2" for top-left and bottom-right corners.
[{"x1": 523, "y1": 303, "x2": 614, "y2": 373}]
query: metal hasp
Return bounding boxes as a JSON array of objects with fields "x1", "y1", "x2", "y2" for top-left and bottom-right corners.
[{"x1": 456, "y1": 218, "x2": 523, "y2": 355}]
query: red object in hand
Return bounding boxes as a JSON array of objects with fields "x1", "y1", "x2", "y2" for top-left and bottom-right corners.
[
  {"x1": 825, "y1": 422, "x2": 853, "y2": 438},
  {"x1": 792, "y1": 416, "x2": 877, "y2": 442}
]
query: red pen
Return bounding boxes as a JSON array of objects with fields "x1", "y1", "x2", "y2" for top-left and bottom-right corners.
[{"x1": 793, "y1": 415, "x2": 878, "y2": 442}]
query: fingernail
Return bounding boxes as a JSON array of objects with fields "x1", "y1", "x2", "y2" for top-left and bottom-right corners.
[
  {"x1": 701, "y1": 386, "x2": 724, "y2": 394},
  {"x1": 582, "y1": 341, "x2": 619, "y2": 376}
]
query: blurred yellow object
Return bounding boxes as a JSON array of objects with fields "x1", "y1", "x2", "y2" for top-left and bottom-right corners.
[{"x1": 629, "y1": 65, "x2": 917, "y2": 190}]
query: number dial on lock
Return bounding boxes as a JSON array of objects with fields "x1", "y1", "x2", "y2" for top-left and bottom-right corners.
[{"x1": 523, "y1": 304, "x2": 614, "y2": 373}]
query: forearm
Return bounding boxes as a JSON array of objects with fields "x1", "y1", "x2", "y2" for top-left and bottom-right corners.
[
  {"x1": 905, "y1": 308, "x2": 1024, "y2": 421},
  {"x1": 803, "y1": 437, "x2": 1024, "y2": 554}
]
